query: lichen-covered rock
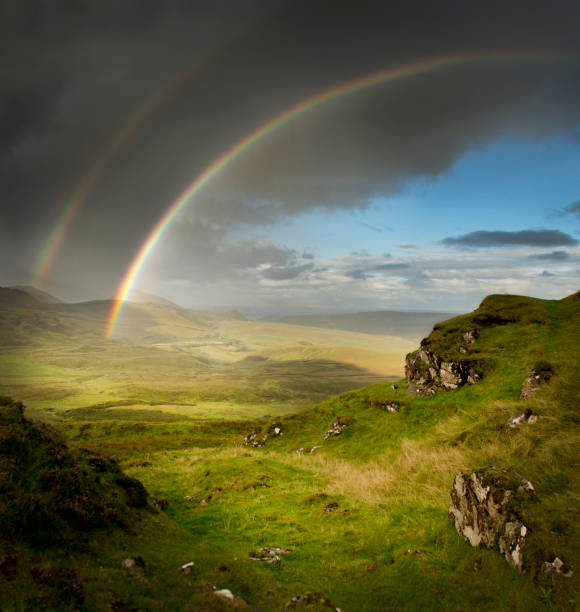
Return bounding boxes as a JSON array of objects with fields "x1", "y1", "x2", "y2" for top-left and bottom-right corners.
[
  {"x1": 542, "y1": 557, "x2": 574, "y2": 577},
  {"x1": 249, "y1": 546, "x2": 291, "y2": 564},
  {"x1": 449, "y1": 468, "x2": 535, "y2": 572},
  {"x1": 405, "y1": 346, "x2": 481, "y2": 395}
]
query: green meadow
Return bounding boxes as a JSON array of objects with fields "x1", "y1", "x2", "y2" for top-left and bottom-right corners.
[{"x1": 0, "y1": 292, "x2": 578, "y2": 610}]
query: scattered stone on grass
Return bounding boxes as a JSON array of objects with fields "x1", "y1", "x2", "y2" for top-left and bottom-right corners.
[
  {"x1": 324, "y1": 416, "x2": 352, "y2": 440},
  {"x1": 310, "y1": 444, "x2": 321, "y2": 453},
  {"x1": 449, "y1": 467, "x2": 535, "y2": 572},
  {"x1": 405, "y1": 549, "x2": 431, "y2": 555},
  {"x1": 244, "y1": 422, "x2": 283, "y2": 447},
  {"x1": 507, "y1": 409, "x2": 538, "y2": 428},
  {"x1": 325, "y1": 502, "x2": 340, "y2": 513},
  {"x1": 200, "y1": 487, "x2": 223, "y2": 505},
  {"x1": 542, "y1": 557, "x2": 574, "y2": 577},
  {"x1": 283, "y1": 592, "x2": 341, "y2": 610},
  {"x1": 180, "y1": 561, "x2": 194, "y2": 575},
  {"x1": 215, "y1": 588, "x2": 234, "y2": 600},
  {"x1": 249, "y1": 546, "x2": 291, "y2": 564}
]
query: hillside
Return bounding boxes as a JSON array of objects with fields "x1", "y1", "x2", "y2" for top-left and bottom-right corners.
[
  {"x1": 1, "y1": 291, "x2": 578, "y2": 610},
  {"x1": 266, "y1": 310, "x2": 456, "y2": 341}
]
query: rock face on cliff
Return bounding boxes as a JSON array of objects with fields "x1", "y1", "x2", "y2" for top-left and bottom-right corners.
[
  {"x1": 449, "y1": 468, "x2": 535, "y2": 572},
  {"x1": 520, "y1": 362, "x2": 553, "y2": 399},
  {"x1": 405, "y1": 345, "x2": 482, "y2": 395}
]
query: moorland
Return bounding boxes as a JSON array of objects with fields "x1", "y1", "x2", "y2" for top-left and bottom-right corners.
[{"x1": 0, "y1": 286, "x2": 578, "y2": 611}]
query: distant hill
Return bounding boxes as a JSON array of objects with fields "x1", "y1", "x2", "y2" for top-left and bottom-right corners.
[
  {"x1": 126, "y1": 289, "x2": 180, "y2": 308},
  {"x1": 0, "y1": 286, "x2": 41, "y2": 307},
  {"x1": 266, "y1": 310, "x2": 456, "y2": 340},
  {"x1": 11, "y1": 285, "x2": 64, "y2": 303}
]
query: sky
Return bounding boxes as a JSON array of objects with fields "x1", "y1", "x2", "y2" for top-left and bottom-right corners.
[{"x1": 1, "y1": 0, "x2": 579, "y2": 315}]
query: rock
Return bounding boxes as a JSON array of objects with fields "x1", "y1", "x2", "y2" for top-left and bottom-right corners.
[
  {"x1": 390, "y1": 384, "x2": 398, "y2": 390},
  {"x1": 249, "y1": 546, "x2": 291, "y2": 563},
  {"x1": 405, "y1": 549, "x2": 430, "y2": 555},
  {"x1": 449, "y1": 468, "x2": 535, "y2": 572},
  {"x1": 462, "y1": 329, "x2": 478, "y2": 344},
  {"x1": 283, "y1": 592, "x2": 341, "y2": 610},
  {"x1": 542, "y1": 557, "x2": 574, "y2": 577},
  {"x1": 370, "y1": 397, "x2": 402, "y2": 412},
  {"x1": 405, "y1": 346, "x2": 481, "y2": 395},
  {"x1": 309, "y1": 444, "x2": 321, "y2": 453},
  {"x1": 244, "y1": 421, "x2": 283, "y2": 447},
  {"x1": 506, "y1": 408, "x2": 538, "y2": 428},
  {"x1": 325, "y1": 502, "x2": 340, "y2": 513},
  {"x1": 215, "y1": 589, "x2": 235, "y2": 600},
  {"x1": 122, "y1": 557, "x2": 146, "y2": 577},
  {"x1": 520, "y1": 366, "x2": 553, "y2": 399},
  {"x1": 180, "y1": 561, "x2": 195, "y2": 575},
  {"x1": 324, "y1": 416, "x2": 352, "y2": 440}
]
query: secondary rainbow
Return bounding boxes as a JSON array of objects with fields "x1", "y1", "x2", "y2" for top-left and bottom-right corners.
[
  {"x1": 105, "y1": 50, "x2": 578, "y2": 337},
  {"x1": 33, "y1": 49, "x2": 221, "y2": 290}
]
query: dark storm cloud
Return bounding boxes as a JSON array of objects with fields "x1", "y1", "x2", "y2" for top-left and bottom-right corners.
[
  {"x1": 442, "y1": 230, "x2": 579, "y2": 248},
  {"x1": 529, "y1": 250, "x2": 571, "y2": 261},
  {"x1": 2, "y1": 0, "x2": 580, "y2": 297}
]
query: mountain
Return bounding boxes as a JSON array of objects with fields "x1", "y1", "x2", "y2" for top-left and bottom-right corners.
[
  {"x1": 0, "y1": 286, "x2": 41, "y2": 307},
  {"x1": 11, "y1": 285, "x2": 64, "y2": 303},
  {"x1": 125, "y1": 289, "x2": 180, "y2": 308},
  {"x1": 266, "y1": 309, "x2": 456, "y2": 340}
]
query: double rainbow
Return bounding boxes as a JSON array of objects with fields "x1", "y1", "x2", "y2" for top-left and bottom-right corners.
[{"x1": 105, "y1": 50, "x2": 577, "y2": 337}]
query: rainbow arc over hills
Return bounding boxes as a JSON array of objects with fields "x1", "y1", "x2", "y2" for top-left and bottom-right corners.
[{"x1": 105, "y1": 50, "x2": 578, "y2": 337}]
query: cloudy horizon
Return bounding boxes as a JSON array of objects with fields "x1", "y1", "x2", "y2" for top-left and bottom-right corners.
[{"x1": 2, "y1": 1, "x2": 579, "y2": 314}]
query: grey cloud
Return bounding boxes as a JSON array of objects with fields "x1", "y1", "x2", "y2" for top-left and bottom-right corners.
[
  {"x1": 540, "y1": 270, "x2": 555, "y2": 277},
  {"x1": 261, "y1": 263, "x2": 314, "y2": 280},
  {"x1": 442, "y1": 229, "x2": 578, "y2": 248},
  {"x1": 529, "y1": 250, "x2": 570, "y2": 261},
  {"x1": 562, "y1": 201, "x2": 580, "y2": 217}
]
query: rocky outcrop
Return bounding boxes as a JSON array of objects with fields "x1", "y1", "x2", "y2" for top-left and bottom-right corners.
[
  {"x1": 520, "y1": 364, "x2": 553, "y2": 399},
  {"x1": 449, "y1": 468, "x2": 535, "y2": 572},
  {"x1": 283, "y1": 592, "x2": 341, "y2": 611},
  {"x1": 405, "y1": 346, "x2": 481, "y2": 396}
]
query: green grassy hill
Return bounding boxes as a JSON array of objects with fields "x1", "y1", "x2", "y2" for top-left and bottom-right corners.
[{"x1": 1, "y1": 291, "x2": 578, "y2": 610}]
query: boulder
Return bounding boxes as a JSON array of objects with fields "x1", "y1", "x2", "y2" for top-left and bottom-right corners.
[
  {"x1": 249, "y1": 546, "x2": 291, "y2": 564},
  {"x1": 449, "y1": 468, "x2": 535, "y2": 572},
  {"x1": 243, "y1": 421, "x2": 283, "y2": 447},
  {"x1": 542, "y1": 557, "x2": 574, "y2": 577}
]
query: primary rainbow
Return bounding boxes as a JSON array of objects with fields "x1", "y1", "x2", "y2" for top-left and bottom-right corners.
[{"x1": 105, "y1": 50, "x2": 577, "y2": 337}]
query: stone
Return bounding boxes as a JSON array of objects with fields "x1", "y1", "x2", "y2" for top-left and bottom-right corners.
[
  {"x1": 324, "y1": 417, "x2": 352, "y2": 440},
  {"x1": 180, "y1": 561, "x2": 194, "y2": 575},
  {"x1": 325, "y1": 502, "x2": 340, "y2": 513},
  {"x1": 390, "y1": 384, "x2": 398, "y2": 390},
  {"x1": 449, "y1": 468, "x2": 535, "y2": 572},
  {"x1": 542, "y1": 557, "x2": 574, "y2": 577},
  {"x1": 244, "y1": 421, "x2": 283, "y2": 447},
  {"x1": 507, "y1": 409, "x2": 538, "y2": 428},
  {"x1": 215, "y1": 589, "x2": 235, "y2": 600},
  {"x1": 310, "y1": 444, "x2": 321, "y2": 453},
  {"x1": 122, "y1": 556, "x2": 146, "y2": 577},
  {"x1": 283, "y1": 592, "x2": 341, "y2": 610},
  {"x1": 250, "y1": 546, "x2": 291, "y2": 563},
  {"x1": 462, "y1": 329, "x2": 478, "y2": 344}
]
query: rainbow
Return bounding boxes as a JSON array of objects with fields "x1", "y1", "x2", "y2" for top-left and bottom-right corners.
[
  {"x1": 105, "y1": 50, "x2": 578, "y2": 337},
  {"x1": 33, "y1": 49, "x2": 222, "y2": 290}
]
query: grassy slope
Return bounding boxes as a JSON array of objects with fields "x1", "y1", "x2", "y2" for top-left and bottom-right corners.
[{"x1": 1, "y1": 292, "x2": 578, "y2": 610}]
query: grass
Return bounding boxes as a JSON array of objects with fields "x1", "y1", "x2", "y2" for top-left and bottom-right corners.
[{"x1": 0, "y1": 292, "x2": 578, "y2": 610}]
